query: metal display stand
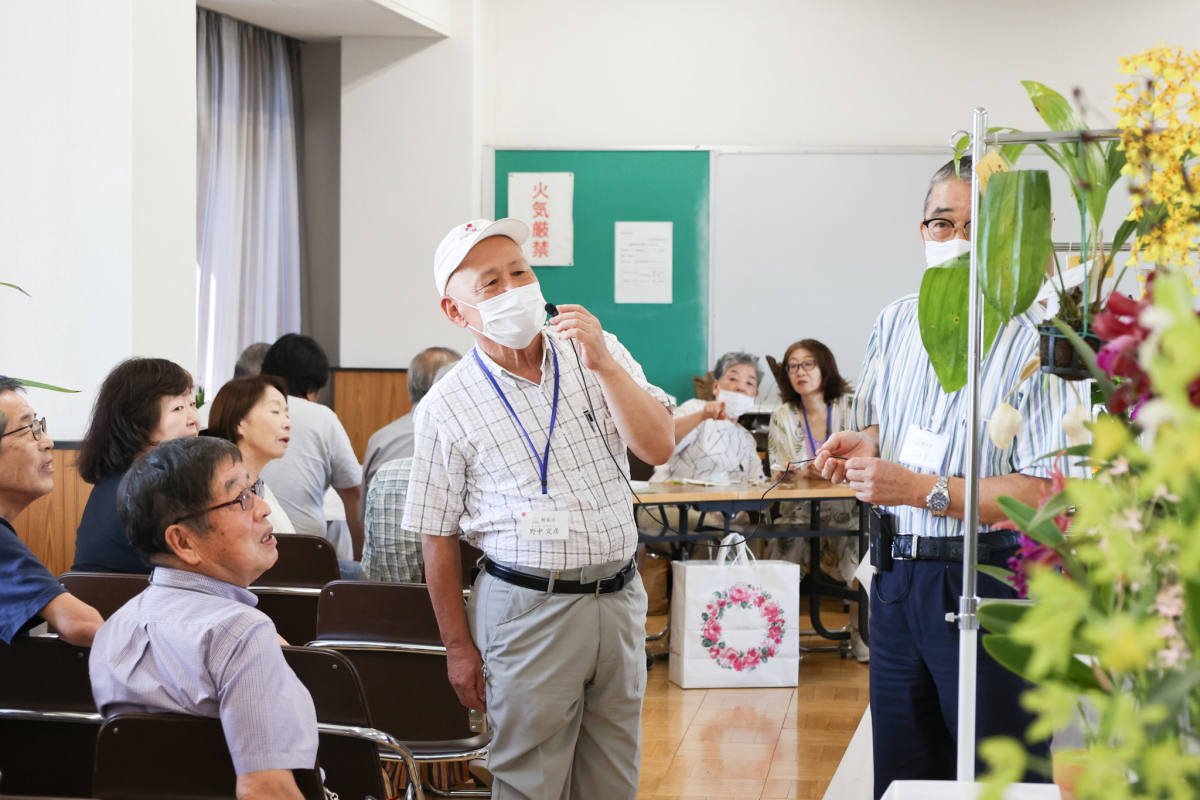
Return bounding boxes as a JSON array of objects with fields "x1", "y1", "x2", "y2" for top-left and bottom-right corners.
[{"x1": 952, "y1": 110, "x2": 1120, "y2": 780}]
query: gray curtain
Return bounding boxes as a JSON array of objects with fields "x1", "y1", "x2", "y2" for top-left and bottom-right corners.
[{"x1": 196, "y1": 9, "x2": 303, "y2": 395}]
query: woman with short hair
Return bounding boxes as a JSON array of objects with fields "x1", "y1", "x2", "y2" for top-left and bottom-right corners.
[
  {"x1": 73, "y1": 358, "x2": 200, "y2": 573},
  {"x1": 206, "y1": 374, "x2": 295, "y2": 534}
]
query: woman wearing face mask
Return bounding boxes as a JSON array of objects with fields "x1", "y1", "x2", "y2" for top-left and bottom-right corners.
[
  {"x1": 206, "y1": 375, "x2": 295, "y2": 534},
  {"x1": 765, "y1": 339, "x2": 866, "y2": 660},
  {"x1": 649, "y1": 351, "x2": 765, "y2": 484},
  {"x1": 73, "y1": 358, "x2": 201, "y2": 574}
]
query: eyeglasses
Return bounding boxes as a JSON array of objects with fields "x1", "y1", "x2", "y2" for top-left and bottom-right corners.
[
  {"x1": 785, "y1": 361, "x2": 819, "y2": 374},
  {"x1": 1, "y1": 417, "x2": 47, "y2": 441},
  {"x1": 172, "y1": 478, "x2": 264, "y2": 526},
  {"x1": 921, "y1": 218, "x2": 972, "y2": 242}
]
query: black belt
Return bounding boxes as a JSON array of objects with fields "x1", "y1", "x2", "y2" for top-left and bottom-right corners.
[
  {"x1": 891, "y1": 531, "x2": 1021, "y2": 563},
  {"x1": 483, "y1": 558, "x2": 637, "y2": 595}
]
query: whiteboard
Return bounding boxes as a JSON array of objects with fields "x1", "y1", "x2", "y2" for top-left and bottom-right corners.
[{"x1": 711, "y1": 149, "x2": 1139, "y2": 402}]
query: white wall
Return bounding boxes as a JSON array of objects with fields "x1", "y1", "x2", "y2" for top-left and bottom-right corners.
[
  {"x1": 0, "y1": 0, "x2": 195, "y2": 439},
  {"x1": 488, "y1": 0, "x2": 1200, "y2": 148},
  {"x1": 339, "y1": 0, "x2": 486, "y2": 368}
]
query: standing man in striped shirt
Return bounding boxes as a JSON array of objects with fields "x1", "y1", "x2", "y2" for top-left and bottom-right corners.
[
  {"x1": 404, "y1": 219, "x2": 675, "y2": 800},
  {"x1": 817, "y1": 156, "x2": 1084, "y2": 797}
]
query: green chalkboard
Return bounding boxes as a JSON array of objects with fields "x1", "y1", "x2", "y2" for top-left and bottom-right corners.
[{"x1": 495, "y1": 150, "x2": 709, "y2": 403}]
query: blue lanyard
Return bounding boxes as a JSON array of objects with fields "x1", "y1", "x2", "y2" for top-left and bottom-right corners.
[
  {"x1": 472, "y1": 345, "x2": 560, "y2": 495},
  {"x1": 799, "y1": 403, "x2": 830, "y2": 459}
]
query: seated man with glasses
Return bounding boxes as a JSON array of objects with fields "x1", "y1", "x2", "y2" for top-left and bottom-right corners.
[
  {"x1": 89, "y1": 436, "x2": 319, "y2": 800},
  {"x1": 0, "y1": 377, "x2": 104, "y2": 646}
]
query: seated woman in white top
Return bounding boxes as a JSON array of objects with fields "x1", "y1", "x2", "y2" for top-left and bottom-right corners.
[
  {"x1": 206, "y1": 375, "x2": 296, "y2": 534},
  {"x1": 650, "y1": 351, "x2": 765, "y2": 484}
]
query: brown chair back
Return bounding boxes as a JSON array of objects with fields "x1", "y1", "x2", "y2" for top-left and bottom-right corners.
[
  {"x1": 0, "y1": 636, "x2": 95, "y2": 713},
  {"x1": 315, "y1": 581, "x2": 441, "y2": 646},
  {"x1": 57, "y1": 573, "x2": 149, "y2": 620},
  {"x1": 93, "y1": 714, "x2": 323, "y2": 800},
  {"x1": 251, "y1": 591, "x2": 320, "y2": 646},
  {"x1": 314, "y1": 582, "x2": 490, "y2": 749},
  {"x1": 281, "y1": 647, "x2": 371, "y2": 728},
  {"x1": 256, "y1": 534, "x2": 340, "y2": 588},
  {"x1": 281, "y1": 647, "x2": 393, "y2": 800},
  {"x1": 0, "y1": 717, "x2": 99, "y2": 798},
  {"x1": 0, "y1": 637, "x2": 99, "y2": 798}
]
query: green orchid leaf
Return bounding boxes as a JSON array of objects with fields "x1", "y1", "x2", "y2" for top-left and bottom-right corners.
[
  {"x1": 979, "y1": 170, "x2": 1053, "y2": 319},
  {"x1": 975, "y1": 564, "x2": 1017, "y2": 587},
  {"x1": 1021, "y1": 80, "x2": 1109, "y2": 226},
  {"x1": 977, "y1": 601, "x2": 1028, "y2": 634},
  {"x1": 1184, "y1": 581, "x2": 1200, "y2": 653},
  {"x1": 1036, "y1": 444, "x2": 1092, "y2": 460},
  {"x1": 1146, "y1": 666, "x2": 1200, "y2": 717},
  {"x1": 2, "y1": 282, "x2": 30, "y2": 297},
  {"x1": 982, "y1": 634, "x2": 1102, "y2": 691},
  {"x1": 918, "y1": 254, "x2": 1002, "y2": 393},
  {"x1": 1027, "y1": 491, "x2": 1070, "y2": 532},
  {"x1": 1051, "y1": 319, "x2": 1116, "y2": 398},
  {"x1": 1104, "y1": 140, "x2": 1127, "y2": 192},
  {"x1": 996, "y1": 495, "x2": 1065, "y2": 545},
  {"x1": 13, "y1": 379, "x2": 79, "y2": 393}
]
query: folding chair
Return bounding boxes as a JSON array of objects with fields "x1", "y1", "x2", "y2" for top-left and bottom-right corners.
[
  {"x1": 311, "y1": 582, "x2": 492, "y2": 798},
  {"x1": 93, "y1": 713, "x2": 325, "y2": 800},
  {"x1": 282, "y1": 646, "x2": 424, "y2": 800},
  {"x1": 57, "y1": 573, "x2": 149, "y2": 619},
  {"x1": 251, "y1": 534, "x2": 340, "y2": 644},
  {"x1": 0, "y1": 636, "x2": 101, "y2": 798}
]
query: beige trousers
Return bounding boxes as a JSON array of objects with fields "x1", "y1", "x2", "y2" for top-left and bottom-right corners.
[{"x1": 467, "y1": 559, "x2": 649, "y2": 800}]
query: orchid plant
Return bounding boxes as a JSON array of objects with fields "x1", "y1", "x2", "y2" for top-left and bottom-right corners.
[
  {"x1": 2, "y1": 283, "x2": 76, "y2": 393},
  {"x1": 975, "y1": 45, "x2": 1200, "y2": 799}
]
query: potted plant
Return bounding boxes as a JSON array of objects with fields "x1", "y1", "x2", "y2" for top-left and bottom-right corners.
[{"x1": 974, "y1": 45, "x2": 1200, "y2": 798}]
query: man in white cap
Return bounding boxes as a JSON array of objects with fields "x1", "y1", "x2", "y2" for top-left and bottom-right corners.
[{"x1": 403, "y1": 219, "x2": 675, "y2": 799}]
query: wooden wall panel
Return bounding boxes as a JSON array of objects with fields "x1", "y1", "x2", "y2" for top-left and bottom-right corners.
[
  {"x1": 332, "y1": 369, "x2": 410, "y2": 463},
  {"x1": 12, "y1": 449, "x2": 91, "y2": 577}
]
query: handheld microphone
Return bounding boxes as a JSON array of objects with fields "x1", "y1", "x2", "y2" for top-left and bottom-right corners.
[{"x1": 544, "y1": 301, "x2": 559, "y2": 317}]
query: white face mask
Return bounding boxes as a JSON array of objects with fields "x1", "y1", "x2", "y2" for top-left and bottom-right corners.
[
  {"x1": 717, "y1": 389, "x2": 756, "y2": 420},
  {"x1": 924, "y1": 237, "x2": 972, "y2": 269},
  {"x1": 452, "y1": 282, "x2": 547, "y2": 350}
]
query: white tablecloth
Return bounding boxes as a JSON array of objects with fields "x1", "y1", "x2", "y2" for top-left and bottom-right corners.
[{"x1": 881, "y1": 781, "x2": 1061, "y2": 800}]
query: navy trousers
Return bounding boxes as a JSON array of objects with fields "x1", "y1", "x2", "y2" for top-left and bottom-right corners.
[{"x1": 869, "y1": 548, "x2": 1050, "y2": 799}]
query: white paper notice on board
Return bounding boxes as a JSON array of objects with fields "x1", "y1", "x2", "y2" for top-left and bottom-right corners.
[
  {"x1": 614, "y1": 221, "x2": 672, "y2": 304},
  {"x1": 506, "y1": 172, "x2": 574, "y2": 266}
]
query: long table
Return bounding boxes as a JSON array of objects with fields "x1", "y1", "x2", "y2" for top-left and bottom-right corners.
[{"x1": 634, "y1": 480, "x2": 868, "y2": 655}]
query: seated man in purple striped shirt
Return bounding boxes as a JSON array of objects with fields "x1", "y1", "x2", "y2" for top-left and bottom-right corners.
[{"x1": 89, "y1": 437, "x2": 319, "y2": 800}]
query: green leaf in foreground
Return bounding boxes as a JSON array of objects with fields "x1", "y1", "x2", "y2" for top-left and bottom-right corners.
[
  {"x1": 982, "y1": 634, "x2": 1102, "y2": 691},
  {"x1": 977, "y1": 601, "x2": 1029, "y2": 634},
  {"x1": 13, "y1": 379, "x2": 79, "y2": 393},
  {"x1": 979, "y1": 170, "x2": 1053, "y2": 320},
  {"x1": 2, "y1": 282, "x2": 30, "y2": 297},
  {"x1": 918, "y1": 254, "x2": 1002, "y2": 392}
]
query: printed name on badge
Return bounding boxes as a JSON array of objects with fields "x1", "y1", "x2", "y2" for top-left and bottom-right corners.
[
  {"x1": 898, "y1": 424, "x2": 950, "y2": 472},
  {"x1": 518, "y1": 508, "x2": 570, "y2": 541}
]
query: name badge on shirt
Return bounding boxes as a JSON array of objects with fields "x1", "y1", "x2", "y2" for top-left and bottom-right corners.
[
  {"x1": 898, "y1": 424, "x2": 950, "y2": 472},
  {"x1": 518, "y1": 497, "x2": 570, "y2": 541}
]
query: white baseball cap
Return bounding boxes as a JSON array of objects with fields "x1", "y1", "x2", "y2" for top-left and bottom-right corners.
[{"x1": 433, "y1": 218, "x2": 530, "y2": 297}]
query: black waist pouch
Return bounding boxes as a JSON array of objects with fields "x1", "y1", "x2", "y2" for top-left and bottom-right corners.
[{"x1": 869, "y1": 507, "x2": 896, "y2": 572}]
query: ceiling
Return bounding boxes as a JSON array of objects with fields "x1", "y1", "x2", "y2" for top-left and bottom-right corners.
[{"x1": 196, "y1": 0, "x2": 448, "y2": 42}]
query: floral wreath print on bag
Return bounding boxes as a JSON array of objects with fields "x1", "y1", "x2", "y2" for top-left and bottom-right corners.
[{"x1": 699, "y1": 582, "x2": 786, "y2": 672}]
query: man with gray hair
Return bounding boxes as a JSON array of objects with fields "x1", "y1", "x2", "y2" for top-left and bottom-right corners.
[
  {"x1": 357, "y1": 346, "x2": 461, "y2": 523},
  {"x1": 233, "y1": 342, "x2": 271, "y2": 379},
  {"x1": 649, "y1": 351, "x2": 765, "y2": 484},
  {"x1": 362, "y1": 355, "x2": 461, "y2": 583}
]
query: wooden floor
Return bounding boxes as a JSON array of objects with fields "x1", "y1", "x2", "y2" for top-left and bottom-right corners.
[{"x1": 638, "y1": 602, "x2": 869, "y2": 800}]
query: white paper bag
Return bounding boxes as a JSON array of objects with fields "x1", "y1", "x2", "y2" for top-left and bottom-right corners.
[{"x1": 668, "y1": 534, "x2": 801, "y2": 688}]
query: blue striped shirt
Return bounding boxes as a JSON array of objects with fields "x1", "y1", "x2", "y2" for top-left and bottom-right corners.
[{"x1": 851, "y1": 294, "x2": 1087, "y2": 538}]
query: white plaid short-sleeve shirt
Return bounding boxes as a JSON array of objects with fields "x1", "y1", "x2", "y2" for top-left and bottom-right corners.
[{"x1": 402, "y1": 330, "x2": 674, "y2": 570}]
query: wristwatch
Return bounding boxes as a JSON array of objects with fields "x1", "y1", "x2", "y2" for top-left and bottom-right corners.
[{"x1": 926, "y1": 476, "x2": 950, "y2": 517}]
